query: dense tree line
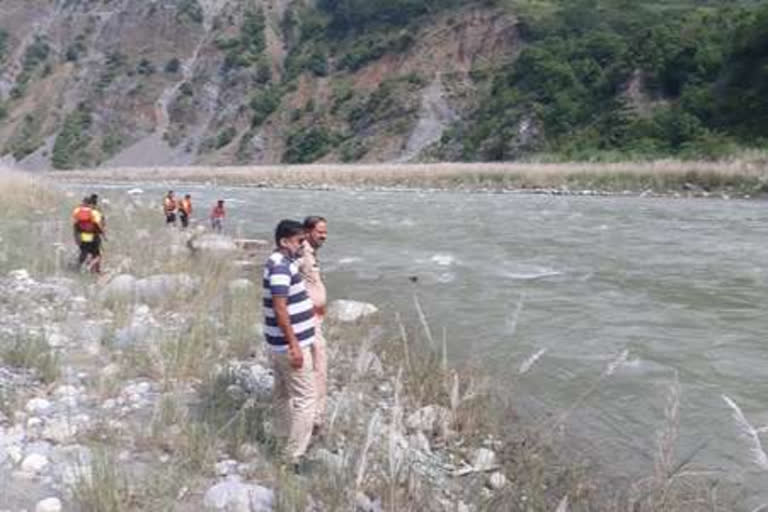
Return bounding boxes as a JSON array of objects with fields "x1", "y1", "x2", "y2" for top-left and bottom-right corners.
[{"x1": 461, "y1": 0, "x2": 768, "y2": 161}]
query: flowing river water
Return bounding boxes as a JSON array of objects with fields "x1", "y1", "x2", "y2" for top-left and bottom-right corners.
[{"x1": 96, "y1": 184, "x2": 768, "y2": 501}]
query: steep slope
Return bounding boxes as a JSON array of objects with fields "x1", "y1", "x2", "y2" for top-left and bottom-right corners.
[{"x1": 0, "y1": 0, "x2": 518, "y2": 169}]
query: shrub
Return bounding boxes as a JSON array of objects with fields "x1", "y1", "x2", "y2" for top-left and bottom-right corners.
[
  {"x1": 177, "y1": 0, "x2": 204, "y2": 24},
  {"x1": 137, "y1": 58, "x2": 156, "y2": 75},
  {"x1": 250, "y1": 87, "x2": 281, "y2": 127},
  {"x1": 215, "y1": 127, "x2": 237, "y2": 149},
  {"x1": 52, "y1": 105, "x2": 93, "y2": 169},
  {"x1": 283, "y1": 127, "x2": 338, "y2": 163},
  {"x1": 164, "y1": 57, "x2": 181, "y2": 73}
]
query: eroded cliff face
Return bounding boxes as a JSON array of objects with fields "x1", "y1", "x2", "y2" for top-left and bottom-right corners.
[{"x1": 0, "y1": 0, "x2": 518, "y2": 169}]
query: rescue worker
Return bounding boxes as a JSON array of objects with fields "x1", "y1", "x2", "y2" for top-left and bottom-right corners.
[
  {"x1": 179, "y1": 194, "x2": 192, "y2": 229},
  {"x1": 164, "y1": 190, "x2": 177, "y2": 225},
  {"x1": 72, "y1": 196, "x2": 105, "y2": 273},
  {"x1": 210, "y1": 199, "x2": 226, "y2": 233}
]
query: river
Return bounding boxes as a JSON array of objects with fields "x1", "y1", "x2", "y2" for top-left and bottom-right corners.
[{"x1": 97, "y1": 184, "x2": 768, "y2": 501}]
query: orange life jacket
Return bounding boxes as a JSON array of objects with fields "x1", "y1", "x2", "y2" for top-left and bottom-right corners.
[
  {"x1": 164, "y1": 196, "x2": 176, "y2": 213},
  {"x1": 72, "y1": 206, "x2": 96, "y2": 233}
]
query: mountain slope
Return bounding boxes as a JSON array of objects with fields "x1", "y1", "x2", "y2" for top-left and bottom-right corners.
[{"x1": 0, "y1": 0, "x2": 766, "y2": 170}]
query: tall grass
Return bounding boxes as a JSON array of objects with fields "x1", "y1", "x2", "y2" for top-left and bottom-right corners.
[{"x1": 47, "y1": 159, "x2": 768, "y2": 195}]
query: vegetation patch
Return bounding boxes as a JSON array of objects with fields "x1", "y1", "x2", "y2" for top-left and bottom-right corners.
[{"x1": 52, "y1": 104, "x2": 94, "y2": 169}]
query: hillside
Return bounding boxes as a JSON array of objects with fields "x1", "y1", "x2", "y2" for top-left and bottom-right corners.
[{"x1": 0, "y1": 0, "x2": 766, "y2": 170}]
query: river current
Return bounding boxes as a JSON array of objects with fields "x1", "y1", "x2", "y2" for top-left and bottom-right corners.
[{"x1": 98, "y1": 184, "x2": 768, "y2": 501}]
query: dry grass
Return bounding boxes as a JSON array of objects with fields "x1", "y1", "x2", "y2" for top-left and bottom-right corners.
[{"x1": 46, "y1": 159, "x2": 768, "y2": 194}]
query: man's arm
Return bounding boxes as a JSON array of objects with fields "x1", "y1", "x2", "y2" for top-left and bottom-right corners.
[{"x1": 273, "y1": 295, "x2": 303, "y2": 369}]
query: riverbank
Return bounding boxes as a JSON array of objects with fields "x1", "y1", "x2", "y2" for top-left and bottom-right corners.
[
  {"x1": 0, "y1": 171, "x2": 753, "y2": 511},
  {"x1": 45, "y1": 160, "x2": 768, "y2": 199}
]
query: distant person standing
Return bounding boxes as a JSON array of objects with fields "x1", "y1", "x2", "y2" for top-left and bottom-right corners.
[
  {"x1": 163, "y1": 190, "x2": 177, "y2": 226},
  {"x1": 72, "y1": 196, "x2": 105, "y2": 273},
  {"x1": 179, "y1": 194, "x2": 192, "y2": 229},
  {"x1": 263, "y1": 220, "x2": 316, "y2": 470},
  {"x1": 210, "y1": 199, "x2": 226, "y2": 233},
  {"x1": 299, "y1": 216, "x2": 328, "y2": 436}
]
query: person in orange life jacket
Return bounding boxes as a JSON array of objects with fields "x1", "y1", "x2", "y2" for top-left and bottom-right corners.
[
  {"x1": 163, "y1": 190, "x2": 177, "y2": 225},
  {"x1": 210, "y1": 199, "x2": 225, "y2": 233},
  {"x1": 179, "y1": 194, "x2": 192, "y2": 229},
  {"x1": 72, "y1": 196, "x2": 105, "y2": 273}
]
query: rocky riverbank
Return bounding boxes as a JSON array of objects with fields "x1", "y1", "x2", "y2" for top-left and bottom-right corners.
[{"x1": 0, "y1": 265, "x2": 517, "y2": 511}]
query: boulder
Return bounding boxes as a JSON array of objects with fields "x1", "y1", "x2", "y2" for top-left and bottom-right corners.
[
  {"x1": 470, "y1": 448, "x2": 497, "y2": 471},
  {"x1": 327, "y1": 300, "x2": 379, "y2": 323},
  {"x1": 114, "y1": 305, "x2": 158, "y2": 347},
  {"x1": 25, "y1": 398, "x2": 53, "y2": 416},
  {"x1": 99, "y1": 274, "x2": 137, "y2": 304},
  {"x1": 203, "y1": 478, "x2": 274, "y2": 512},
  {"x1": 189, "y1": 234, "x2": 238, "y2": 253},
  {"x1": 405, "y1": 405, "x2": 452, "y2": 435},
  {"x1": 21, "y1": 453, "x2": 49, "y2": 474},
  {"x1": 487, "y1": 471, "x2": 507, "y2": 490},
  {"x1": 135, "y1": 273, "x2": 198, "y2": 304}
]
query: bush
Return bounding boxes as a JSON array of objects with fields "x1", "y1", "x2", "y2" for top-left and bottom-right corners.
[
  {"x1": 250, "y1": 87, "x2": 281, "y2": 127},
  {"x1": 283, "y1": 127, "x2": 338, "y2": 163},
  {"x1": 52, "y1": 105, "x2": 93, "y2": 169},
  {"x1": 0, "y1": 29, "x2": 7, "y2": 63},
  {"x1": 165, "y1": 57, "x2": 181, "y2": 73},
  {"x1": 215, "y1": 127, "x2": 237, "y2": 149},
  {"x1": 177, "y1": 0, "x2": 204, "y2": 24},
  {"x1": 137, "y1": 58, "x2": 156, "y2": 75}
]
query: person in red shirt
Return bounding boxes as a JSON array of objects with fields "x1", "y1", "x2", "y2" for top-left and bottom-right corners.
[{"x1": 210, "y1": 199, "x2": 226, "y2": 233}]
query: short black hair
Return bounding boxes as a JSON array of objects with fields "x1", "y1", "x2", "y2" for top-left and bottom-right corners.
[
  {"x1": 185, "y1": 194, "x2": 191, "y2": 198},
  {"x1": 83, "y1": 196, "x2": 92, "y2": 205},
  {"x1": 303, "y1": 215, "x2": 327, "y2": 230},
  {"x1": 89, "y1": 193, "x2": 99, "y2": 204},
  {"x1": 274, "y1": 219, "x2": 304, "y2": 246}
]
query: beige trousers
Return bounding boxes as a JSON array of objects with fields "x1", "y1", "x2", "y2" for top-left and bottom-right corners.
[
  {"x1": 312, "y1": 324, "x2": 327, "y2": 427},
  {"x1": 271, "y1": 346, "x2": 316, "y2": 462}
]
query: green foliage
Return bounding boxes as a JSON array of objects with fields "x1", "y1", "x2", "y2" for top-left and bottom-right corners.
[
  {"x1": 98, "y1": 52, "x2": 126, "y2": 90},
  {"x1": 101, "y1": 133, "x2": 123, "y2": 157},
  {"x1": 249, "y1": 87, "x2": 281, "y2": 127},
  {"x1": 283, "y1": 127, "x2": 339, "y2": 163},
  {"x1": 0, "y1": 103, "x2": 6, "y2": 121},
  {"x1": 318, "y1": 0, "x2": 461, "y2": 33},
  {"x1": 215, "y1": 127, "x2": 237, "y2": 149},
  {"x1": 65, "y1": 34, "x2": 87, "y2": 62},
  {"x1": 0, "y1": 29, "x2": 7, "y2": 63},
  {"x1": 52, "y1": 105, "x2": 93, "y2": 170},
  {"x1": 337, "y1": 30, "x2": 414, "y2": 71},
  {"x1": 5, "y1": 114, "x2": 43, "y2": 161},
  {"x1": 177, "y1": 0, "x2": 204, "y2": 24},
  {"x1": 460, "y1": 0, "x2": 768, "y2": 161},
  {"x1": 9, "y1": 36, "x2": 50, "y2": 98},
  {"x1": 219, "y1": 9, "x2": 266, "y2": 71}
]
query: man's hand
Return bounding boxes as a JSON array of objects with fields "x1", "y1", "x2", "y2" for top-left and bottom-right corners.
[{"x1": 289, "y1": 344, "x2": 304, "y2": 369}]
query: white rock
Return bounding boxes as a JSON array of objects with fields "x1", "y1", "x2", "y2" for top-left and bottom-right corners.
[
  {"x1": 25, "y1": 398, "x2": 53, "y2": 416},
  {"x1": 21, "y1": 453, "x2": 49, "y2": 474},
  {"x1": 99, "y1": 274, "x2": 137, "y2": 304},
  {"x1": 35, "y1": 497, "x2": 62, "y2": 512},
  {"x1": 42, "y1": 418, "x2": 78, "y2": 444},
  {"x1": 487, "y1": 471, "x2": 507, "y2": 489},
  {"x1": 355, "y1": 492, "x2": 383, "y2": 512},
  {"x1": 215, "y1": 459, "x2": 238, "y2": 476},
  {"x1": 470, "y1": 448, "x2": 497, "y2": 471},
  {"x1": 135, "y1": 273, "x2": 198, "y2": 304},
  {"x1": 408, "y1": 431, "x2": 431, "y2": 454},
  {"x1": 8, "y1": 269, "x2": 31, "y2": 281},
  {"x1": 326, "y1": 300, "x2": 378, "y2": 323},
  {"x1": 46, "y1": 332, "x2": 68, "y2": 348},
  {"x1": 203, "y1": 478, "x2": 274, "y2": 512},
  {"x1": 190, "y1": 234, "x2": 238, "y2": 253},
  {"x1": 7, "y1": 445, "x2": 23, "y2": 464},
  {"x1": 405, "y1": 405, "x2": 452, "y2": 434}
]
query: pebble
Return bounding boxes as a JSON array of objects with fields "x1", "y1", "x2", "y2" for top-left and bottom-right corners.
[
  {"x1": 21, "y1": 453, "x2": 49, "y2": 474},
  {"x1": 35, "y1": 497, "x2": 62, "y2": 512}
]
